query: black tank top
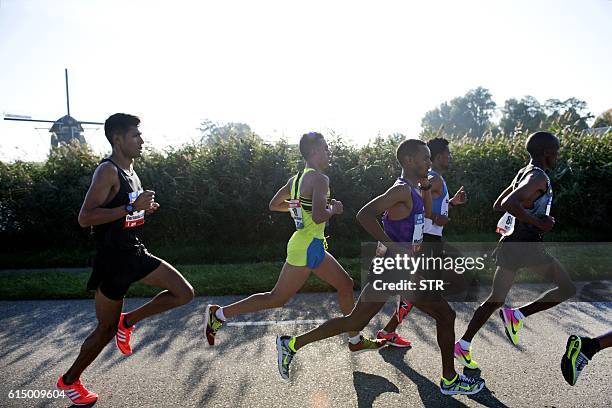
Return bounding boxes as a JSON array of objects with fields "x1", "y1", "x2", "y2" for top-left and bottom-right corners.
[
  {"x1": 92, "y1": 158, "x2": 145, "y2": 251},
  {"x1": 508, "y1": 164, "x2": 553, "y2": 241}
]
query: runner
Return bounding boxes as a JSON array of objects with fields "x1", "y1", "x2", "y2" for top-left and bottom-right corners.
[
  {"x1": 423, "y1": 137, "x2": 469, "y2": 295},
  {"x1": 455, "y1": 131, "x2": 576, "y2": 370},
  {"x1": 276, "y1": 139, "x2": 486, "y2": 395},
  {"x1": 375, "y1": 137, "x2": 468, "y2": 347},
  {"x1": 376, "y1": 137, "x2": 467, "y2": 347},
  {"x1": 204, "y1": 132, "x2": 384, "y2": 352},
  {"x1": 561, "y1": 330, "x2": 611, "y2": 385},
  {"x1": 422, "y1": 137, "x2": 467, "y2": 251},
  {"x1": 56, "y1": 113, "x2": 195, "y2": 405}
]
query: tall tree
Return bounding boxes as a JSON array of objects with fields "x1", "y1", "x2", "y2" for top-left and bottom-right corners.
[
  {"x1": 199, "y1": 120, "x2": 259, "y2": 144},
  {"x1": 499, "y1": 96, "x2": 547, "y2": 134},
  {"x1": 543, "y1": 97, "x2": 592, "y2": 130},
  {"x1": 592, "y1": 108, "x2": 612, "y2": 128},
  {"x1": 422, "y1": 87, "x2": 497, "y2": 138}
]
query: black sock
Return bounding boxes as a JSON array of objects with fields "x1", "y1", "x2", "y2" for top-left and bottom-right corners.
[
  {"x1": 123, "y1": 316, "x2": 133, "y2": 328},
  {"x1": 580, "y1": 336, "x2": 601, "y2": 359},
  {"x1": 62, "y1": 374, "x2": 73, "y2": 385}
]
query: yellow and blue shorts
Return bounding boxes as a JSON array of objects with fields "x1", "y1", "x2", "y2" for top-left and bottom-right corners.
[{"x1": 286, "y1": 233, "x2": 326, "y2": 269}]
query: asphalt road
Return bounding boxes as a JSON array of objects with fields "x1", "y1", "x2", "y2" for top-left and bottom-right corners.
[{"x1": 1, "y1": 285, "x2": 611, "y2": 407}]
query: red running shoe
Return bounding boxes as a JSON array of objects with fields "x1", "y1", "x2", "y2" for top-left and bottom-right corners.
[
  {"x1": 116, "y1": 313, "x2": 134, "y2": 355},
  {"x1": 57, "y1": 375, "x2": 98, "y2": 406},
  {"x1": 376, "y1": 330, "x2": 412, "y2": 348}
]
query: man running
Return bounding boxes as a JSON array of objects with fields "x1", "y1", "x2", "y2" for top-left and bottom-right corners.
[
  {"x1": 421, "y1": 137, "x2": 470, "y2": 297},
  {"x1": 423, "y1": 137, "x2": 467, "y2": 247},
  {"x1": 56, "y1": 113, "x2": 195, "y2": 406},
  {"x1": 561, "y1": 330, "x2": 611, "y2": 385},
  {"x1": 455, "y1": 131, "x2": 576, "y2": 370},
  {"x1": 276, "y1": 139, "x2": 486, "y2": 396},
  {"x1": 374, "y1": 137, "x2": 468, "y2": 347},
  {"x1": 205, "y1": 132, "x2": 385, "y2": 352}
]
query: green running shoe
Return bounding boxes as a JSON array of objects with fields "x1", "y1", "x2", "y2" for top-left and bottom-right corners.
[
  {"x1": 561, "y1": 335, "x2": 590, "y2": 386},
  {"x1": 205, "y1": 304, "x2": 223, "y2": 345},
  {"x1": 348, "y1": 335, "x2": 387, "y2": 354},
  {"x1": 276, "y1": 335, "x2": 296, "y2": 381},
  {"x1": 440, "y1": 373, "x2": 485, "y2": 395},
  {"x1": 454, "y1": 341, "x2": 479, "y2": 369},
  {"x1": 500, "y1": 307, "x2": 523, "y2": 346}
]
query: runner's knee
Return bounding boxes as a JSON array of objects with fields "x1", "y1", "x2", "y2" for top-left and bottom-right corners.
[
  {"x1": 483, "y1": 300, "x2": 504, "y2": 311},
  {"x1": 174, "y1": 282, "x2": 194, "y2": 305},
  {"x1": 336, "y1": 276, "x2": 354, "y2": 294},
  {"x1": 96, "y1": 322, "x2": 118, "y2": 341},
  {"x1": 430, "y1": 304, "x2": 455, "y2": 324},
  {"x1": 560, "y1": 281, "x2": 576, "y2": 299},
  {"x1": 264, "y1": 291, "x2": 290, "y2": 308}
]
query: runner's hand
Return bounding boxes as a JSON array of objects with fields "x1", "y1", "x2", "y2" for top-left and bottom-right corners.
[
  {"x1": 451, "y1": 186, "x2": 467, "y2": 205},
  {"x1": 134, "y1": 190, "x2": 155, "y2": 212},
  {"x1": 330, "y1": 199, "x2": 344, "y2": 215},
  {"x1": 146, "y1": 202, "x2": 160, "y2": 215},
  {"x1": 417, "y1": 177, "x2": 433, "y2": 191},
  {"x1": 433, "y1": 214, "x2": 450, "y2": 226},
  {"x1": 537, "y1": 215, "x2": 555, "y2": 232}
]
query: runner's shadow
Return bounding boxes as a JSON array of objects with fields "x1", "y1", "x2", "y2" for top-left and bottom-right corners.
[
  {"x1": 352, "y1": 371, "x2": 399, "y2": 408},
  {"x1": 381, "y1": 347, "x2": 510, "y2": 408}
]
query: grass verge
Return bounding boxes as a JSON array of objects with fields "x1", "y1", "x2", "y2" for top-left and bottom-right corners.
[{"x1": 1, "y1": 244, "x2": 610, "y2": 300}]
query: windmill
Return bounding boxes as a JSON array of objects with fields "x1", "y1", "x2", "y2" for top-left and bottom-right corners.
[{"x1": 3, "y1": 69, "x2": 103, "y2": 148}]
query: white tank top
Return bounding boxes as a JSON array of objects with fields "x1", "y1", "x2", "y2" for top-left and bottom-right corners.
[{"x1": 423, "y1": 170, "x2": 449, "y2": 237}]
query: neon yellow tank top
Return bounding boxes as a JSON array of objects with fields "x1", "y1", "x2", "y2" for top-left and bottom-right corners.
[{"x1": 288, "y1": 168, "x2": 330, "y2": 239}]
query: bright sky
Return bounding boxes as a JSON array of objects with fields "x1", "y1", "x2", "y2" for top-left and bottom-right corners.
[{"x1": 1, "y1": 0, "x2": 611, "y2": 162}]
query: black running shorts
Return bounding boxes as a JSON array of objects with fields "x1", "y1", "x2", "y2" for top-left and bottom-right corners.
[
  {"x1": 494, "y1": 235, "x2": 554, "y2": 271},
  {"x1": 87, "y1": 245, "x2": 161, "y2": 300}
]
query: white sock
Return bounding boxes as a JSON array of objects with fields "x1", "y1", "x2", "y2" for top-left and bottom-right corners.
[
  {"x1": 459, "y1": 339, "x2": 471, "y2": 350},
  {"x1": 513, "y1": 308, "x2": 525, "y2": 320},
  {"x1": 215, "y1": 307, "x2": 226, "y2": 321},
  {"x1": 348, "y1": 334, "x2": 362, "y2": 344},
  {"x1": 380, "y1": 329, "x2": 389, "y2": 335}
]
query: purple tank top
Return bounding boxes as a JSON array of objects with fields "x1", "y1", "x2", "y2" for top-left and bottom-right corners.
[{"x1": 382, "y1": 177, "x2": 425, "y2": 248}]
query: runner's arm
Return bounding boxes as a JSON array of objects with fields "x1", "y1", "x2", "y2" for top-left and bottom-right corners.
[
  {"x1": 493, "y1": 184, "x2": 513, "y2": 211},
  {"x1": 78, "y1": 163, "x2": 153, "y2": 227},
  {"x1": 428, "y1": 174, "x2": 443, "y2": 200},
  {"x1": 269, "y1": 178, "x2": 292, "y2": 212},
  {"x1": 356, "y1": 184, "x2": 410, "y2": 245},
  {"x1": 500, "y1": 172, "x2": 548, "y2": 226},
  {"x1": 311, "y1": 174, "x2": 338, "y2": 224}
]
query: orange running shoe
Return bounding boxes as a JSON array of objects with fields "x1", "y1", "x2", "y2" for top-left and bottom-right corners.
[
  {"x1": 57, "y1": 375, "x2": 98, "y2": 406},
  {"x1": 116, "y1": 313, "x2": 134, "y2": 355}
]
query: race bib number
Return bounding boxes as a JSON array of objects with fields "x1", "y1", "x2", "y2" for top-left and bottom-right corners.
[
  {"x1": 124, "y1": 190, "x2": 145, "y2": 228},
  {"x1": 496, "y1": 212, "x2": 515, "y2": 236},
  {"x1": 412, "y1": 213, "x2": 424, "y2": 250},
  {"x1": 288, "y1": 199, "x2": 304, "y2": 229}
]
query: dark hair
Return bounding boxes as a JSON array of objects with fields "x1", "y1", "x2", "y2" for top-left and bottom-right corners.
[
  {"x1": 299, "y1": 132, "x2": 325, "y2": 159},
  {"x1": 104, "y1": 113, "x2": 140, "y2": 146},
  {"x1": 525, "y1": 131, "x2": 559, "y2": 157},
  {"x1": 396, "y1": 139, "x2": 427, "y2": 164},
  {"x1": 427, "y1": 137, "x2": 450, "y2": 161}
]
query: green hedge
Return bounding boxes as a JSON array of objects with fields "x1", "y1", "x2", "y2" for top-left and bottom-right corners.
[{"x1": 1, "y1": 129, "x2": 610, "y2": 263}]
